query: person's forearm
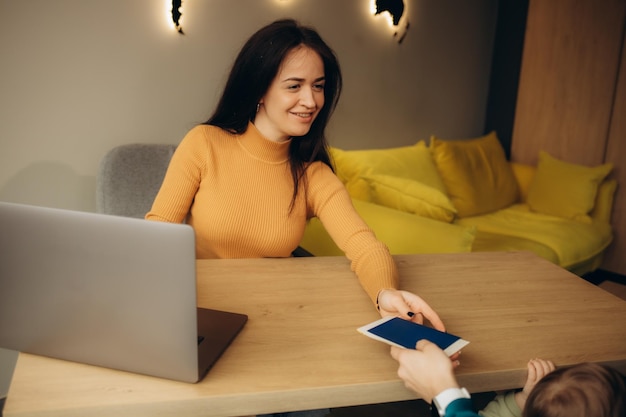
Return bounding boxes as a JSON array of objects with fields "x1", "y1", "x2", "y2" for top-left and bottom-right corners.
[{"x1": 514, "y1": 390, "x2": 527, "y2": 410}]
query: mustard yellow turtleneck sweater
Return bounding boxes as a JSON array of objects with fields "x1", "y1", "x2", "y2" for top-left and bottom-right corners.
[{"x1": 146, "y1": 122, "x2": 398, "y2": 303}]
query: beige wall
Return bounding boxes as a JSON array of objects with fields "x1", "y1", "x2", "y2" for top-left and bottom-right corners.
[{"x1": 0, "y1": 0, "x2": 497, "y2": 212}]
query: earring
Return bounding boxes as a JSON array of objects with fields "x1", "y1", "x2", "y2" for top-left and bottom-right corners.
[{"x1": 256, "y1": 103, "x2": 261, "y2": 113}]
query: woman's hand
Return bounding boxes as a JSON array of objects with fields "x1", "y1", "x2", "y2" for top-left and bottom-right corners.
[{"x1": 377, "y1": 288, "x2": 445, "y2": 332}]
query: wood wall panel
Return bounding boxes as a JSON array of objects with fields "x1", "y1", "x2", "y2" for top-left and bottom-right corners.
[
  {"x1": 512, "y1": 0, "x2": 626, "y2": 275},
  {"x1": 512, "y1": 0, "x2": 625, "y2": 166},
  {"x1": 602, "y1": 26, "x2": 626, "y2": 275}
]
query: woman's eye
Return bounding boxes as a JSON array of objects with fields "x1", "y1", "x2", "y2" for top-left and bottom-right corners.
[
  {"x1": 287, "y1": 84, "x2": 300, "y2": 90},
  {"x1": 313, "y1": 83, "x2": 325, "y2": 91}
]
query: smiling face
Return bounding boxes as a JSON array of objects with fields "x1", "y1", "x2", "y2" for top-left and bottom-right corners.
[{"x1": 254, "y1": 46, "x2": 325, "y2": 143}]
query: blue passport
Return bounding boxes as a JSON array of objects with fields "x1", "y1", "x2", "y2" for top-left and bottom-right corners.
[{"x1": 358, "y1": 316, "x2": 469, "y2": 356}]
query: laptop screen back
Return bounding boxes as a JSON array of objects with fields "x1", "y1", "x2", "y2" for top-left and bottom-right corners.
[{"x1": 0, "y1": 202, "x2": 203, "y2": 382}]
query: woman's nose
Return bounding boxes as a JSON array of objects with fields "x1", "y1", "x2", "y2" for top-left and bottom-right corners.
[{"x1": 299, "y1": 87, "x2": 316, "y2": 108}]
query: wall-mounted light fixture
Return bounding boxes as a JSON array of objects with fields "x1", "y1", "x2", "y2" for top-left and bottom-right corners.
[
  {"x1": 373, "y1": 0, "x2": 404, "y2": 25},
  {"x1": 370, "y1": 0, "x2": 410, "y2": 44},
  {"x1": 172, "y1": 0, "x2": 184, "y2": 34}
]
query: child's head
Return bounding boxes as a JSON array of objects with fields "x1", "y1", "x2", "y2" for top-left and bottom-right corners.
[{"x1": 523, "y1": 362, "x2": 626, "y2": 417}]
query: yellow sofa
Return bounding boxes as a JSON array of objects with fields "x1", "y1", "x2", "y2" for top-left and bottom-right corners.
[{"x1": 300, "y1": 132, "x2": 616, "y2": 276}]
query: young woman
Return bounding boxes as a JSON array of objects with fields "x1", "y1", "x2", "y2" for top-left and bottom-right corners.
[{"x1": 146, "y1": 18, "x2": 444, "y2": 329}]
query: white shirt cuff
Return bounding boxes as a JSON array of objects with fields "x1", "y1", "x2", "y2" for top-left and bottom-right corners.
[{"x1": 432, "y1": 387, "x2": 471, "y2": 416}]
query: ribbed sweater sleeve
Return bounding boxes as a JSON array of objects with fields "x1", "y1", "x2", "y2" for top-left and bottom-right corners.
[
  {"x1": 145, "y1": 127, "x2": 206, "y2": 224},
  {"x1": 305, "y1": 162, "x2": 399, "y2": 302}
]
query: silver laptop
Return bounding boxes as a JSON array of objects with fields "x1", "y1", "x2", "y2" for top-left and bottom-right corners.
[{"x1": 0, "y1": 201, "x2": 247, "y2": 383}]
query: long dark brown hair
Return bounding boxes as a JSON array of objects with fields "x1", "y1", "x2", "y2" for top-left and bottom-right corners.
[{"x1": 206, "y1": 19, "x2": 342, "y2": 209}]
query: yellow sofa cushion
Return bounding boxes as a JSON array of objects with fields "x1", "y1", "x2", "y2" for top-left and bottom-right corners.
[
  {"x1": 361, "y1": 174, "x2": 457, "y2": 222},
  {"x1": 330, "y1": 141, "x2": 447, "y2": 201},
  {"x1": 526, "y1": 151, "x2": 613, "y2": 222},
  {"x1": 457, "y1": 204, "x2": 613, "y2": 270},
  {"x1": 470, "y1": 230, "x2": 560, "y2": 265},
  {"x1": 430, "y1": 131, "x2": 519, "y2": 218},
  {"x1": 300, "y1": 199, "x2": 476, "y2": 256}
]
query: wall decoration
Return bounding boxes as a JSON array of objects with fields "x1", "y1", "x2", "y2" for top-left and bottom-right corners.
[
  {"x1": 374, "y1": 0, "x2": 404, "y2": 25},
  {"x1": 372, "y1": 0, "x2": 410, "y2": 43},
  {"x1": 172, "y1": 0, "x2": 183, "y2": 34}
]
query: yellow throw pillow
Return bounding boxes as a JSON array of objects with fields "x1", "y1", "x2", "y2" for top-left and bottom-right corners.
[
  {"x1": 362, "y1": 174, "x2": 457, "y2": 222},
  {"x1": 330, "y1": 141, "x2": 447, "y2": 201},
  {"x1": 527, "y1": 151, "x2": 613, "y2": 222},
  {"x1": 430, "y1": 131, "x2": 519, "y2": 218}
]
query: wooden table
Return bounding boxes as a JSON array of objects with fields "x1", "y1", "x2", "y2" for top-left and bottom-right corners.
[{"x1": 5, "y1": 252, "x2": 626, "y2": 417}]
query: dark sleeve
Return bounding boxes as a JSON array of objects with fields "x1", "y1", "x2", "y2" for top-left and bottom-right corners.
[{"x1": 444, "y1": 398, "x2": 481, "y2": 417}]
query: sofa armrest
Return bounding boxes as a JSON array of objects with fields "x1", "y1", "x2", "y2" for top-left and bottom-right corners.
[
  {"x1": 590, "y1": 179, "x2": 617, "y2": 223},
  {"x1": 510, "y1": 162, "x2": 535, "y2": 203}
]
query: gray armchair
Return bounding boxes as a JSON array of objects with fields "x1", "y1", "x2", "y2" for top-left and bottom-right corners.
[{"x1": 96, "y1": 144, "x2": 177, "y2": 218}]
